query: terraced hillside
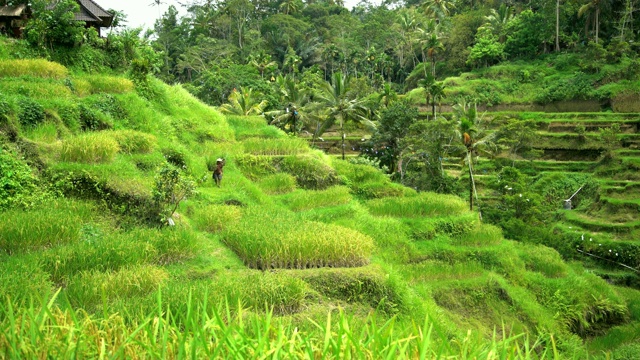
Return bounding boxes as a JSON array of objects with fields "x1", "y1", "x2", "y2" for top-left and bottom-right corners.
[
  {"x1": 1, "y1": 59, "x2": 640, "y2": 358},
  {"x1": 439, "y1": 111, "x2": 640, "y2": 293}
]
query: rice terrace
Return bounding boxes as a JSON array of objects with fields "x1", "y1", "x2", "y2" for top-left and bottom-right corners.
[{"x1": 1, "y1": 0, "x2": 640, "y2": 358}]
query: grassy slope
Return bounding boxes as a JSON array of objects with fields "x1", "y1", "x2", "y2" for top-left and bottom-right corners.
[{"x1": 1, "y1": 57, "x2": 639, "y2": 357}]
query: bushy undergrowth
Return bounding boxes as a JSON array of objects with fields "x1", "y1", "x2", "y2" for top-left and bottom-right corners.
[{"x1": 222, "y1": 206, "x2": 374, "y2": 269}]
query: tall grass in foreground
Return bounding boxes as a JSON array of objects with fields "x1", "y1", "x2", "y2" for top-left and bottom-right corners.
[
  {"x1": 0, "y1": 292, "x2": 560, "y2": 359},
  {"x1": 222, "y1": 206, "x2": 374, "y2": 269}
]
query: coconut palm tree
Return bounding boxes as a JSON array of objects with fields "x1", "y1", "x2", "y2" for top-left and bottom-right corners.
[
  {"x1": 453, "y1": 100, "x2": 496, "y2": 211},
  {"x1": 248, "y1": 53, "x2": 277, "y2": 79},
  {"x1": 421, "y1": 0, "x2": 456, "y2": 21},
  {"x1": 220, "y1": 88, "x2": 268, "y2": 116},
  {"x1": 578, "y1": 0, "x2": 612, "y2": 44},
  {"x1": 314, "y1": 72, "x2": 374, "y2": 160},
  {"x1": 429, "y1": 81, "x2": 446, "y2": 119},
  {"x1": 482, "y1": 4, "x2": 514, "y2": 43},
  {"x1": 266, "y1": 76, "x2": 316, "y2": 135}
]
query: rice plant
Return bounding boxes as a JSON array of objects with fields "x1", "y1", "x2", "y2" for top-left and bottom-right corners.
[
  {"x1": 76, "y1": 75, "x2": 134, "y2": 94},
  {"x1": 242, "y1": 137, "x2": 309, "y2": 155},
  {"x1": 193, "y1": 204, "x2": 242, "y2": 233},
  {"x1": 278, "y1": 186, "x2": 352, "y2": 211},
  {"x1": 0, "y1": 292, "x2": 561, "y2": 359},
  {"x1": 258, "y1": 173, "x2": 297, "y2": 195},
  {"x1": 64, "y1": 265, "x2": 169, "y2": 312},
  {"x1": 366, "y1": 192, "x2": 469, "y2": 218},
  {"x1": 109, "y1": 130, "x2": 157, "y2": 153},
  {"x1": 38, "y1": 230, "x2": 159, "y2": 284},
  {"x1": 0, "y1": 201, "x2": 88, "y2": 254},
  {"x1": 0, "y1": 59, "x2": 68, "y2": 79},
  {"x1": 221, "y1": 206, "x2": 374, "y2": 269},
  {"x1": 227, "y1": 115, "x2": 284, "y2": 139},
  {"x1": 59, "y1": 132, "x2": 120, "y2": 163}
]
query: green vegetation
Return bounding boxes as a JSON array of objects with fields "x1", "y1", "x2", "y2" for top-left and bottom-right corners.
[{"x1": 1, "y1": 0, "x2": 640, "y2": 356}]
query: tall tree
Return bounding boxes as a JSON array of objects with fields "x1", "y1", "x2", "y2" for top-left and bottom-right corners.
[
  {"x1": 453, "y1": 100, "x2": 496, "y2": 211},
  {"x1": 220, "y1": 88, "x2": 268, "y2": 116},
  {"x1": 314, "y1": 72, "x2": 373, "y2": 160},
  {"x1": 578, "y1": 0, "x2": 612, "y2": 44}
]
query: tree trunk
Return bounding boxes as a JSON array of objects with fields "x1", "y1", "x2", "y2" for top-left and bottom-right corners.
[
  {"x1": 468, "y1": 151, "x2": 474, "y2": 211},
  {"x1": 556, "y1": 0, "x2": 560, "y2": 52},
  {"x1": 341, "y1": 123, "x2": 345, "y2": 160},
  {"x1": 595, "y1": 7, "x2": 599, "y2": 44}
]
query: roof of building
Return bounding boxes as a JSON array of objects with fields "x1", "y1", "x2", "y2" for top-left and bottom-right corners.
[
  {"x1": 0, "y1": 4, "x2": 27, "y2": 17},
  {"x1": 75, "y1": 0, "x2": 113, "y2": 27}
]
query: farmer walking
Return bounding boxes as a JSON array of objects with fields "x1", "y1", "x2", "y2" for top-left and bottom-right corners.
[{"x1": 213, "y1": 158, "x2": 225, "y2": 187}]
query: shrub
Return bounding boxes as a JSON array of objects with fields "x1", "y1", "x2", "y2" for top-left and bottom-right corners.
[
  {"x1": 152, "y1": 166, "x2": 196, "y2": 226},
  {"x1": 162, "y1": 147, "x2": 188, "y2": 169},
  {"x1": 78, "y1": 103, "x2": 112, "y2": 131},
  {"x1": 17, "y1": 97, "x2": 45, "y2": 128},
  {"x1": 222, "y1": 206, "x2": 374, "y2": 269},
  {"x1": 0, "y1": 59, "x2": 68, "y2": 79},
  {"x1": 110, "y1": 130, "x2": 156, "y2": 154},
  {"x1": 59, "y1": 133, "x2": 120, "y2": 163},
  {"x1": 0, "y1": 149, "x2": 47, "y2": 210}
]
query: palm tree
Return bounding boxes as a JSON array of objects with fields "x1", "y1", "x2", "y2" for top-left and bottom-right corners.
[
  {"x1": 314, "y1": 72, "x2": 374, "y2": 160},
  {"x1": 578, "y1": 0, "x2": 612, "y2": 44},
  {"x1": 279, "y1": 0, "x2": 301, "y2": 15},
  {"x1": 248, "y1": 53, "x2": 277, "y2": 79},
  {"x1": 429, "y1": 81, "x2": 446, "y2": 119},
  {"x1": 482, "y1": 4, "x2": 514, "y2": 43},
  {"x1": 453, "y1": 100, "x2": 496, "y2": 211},
  {"x1": 220, "y1": 88, "x2": 268, "y2": 116},
  {"x1": 266, "y1": 76, "x2": 315, "y2": 135},
  {"x1": 421, "y1": 0, "x2": 456, "y2": 21},
  {"x1": 378, "y1": 83, "x2": 397, "y2": 108},
  {"x1": 418, "y1": 75, "x2": 435, "y2": 116}
]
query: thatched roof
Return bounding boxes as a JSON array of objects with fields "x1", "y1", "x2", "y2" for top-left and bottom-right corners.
[
  {"x1": 75, "y1": 0, "x2": 113, "y2": 27},
  {"x1": 0, "y1": 4, "x2": 27, "y2": 17}
]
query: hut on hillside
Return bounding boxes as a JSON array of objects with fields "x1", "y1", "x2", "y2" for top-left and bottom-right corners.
[
  {"x1": 0, "y1": 4, "x2": 29, "y2": 38},
  {"x1": 0, "y1": 0, "x2": 113, "y2": 38},
  {"x1": 73, "y1": 0, "x2": 113, "y2": 36}
]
